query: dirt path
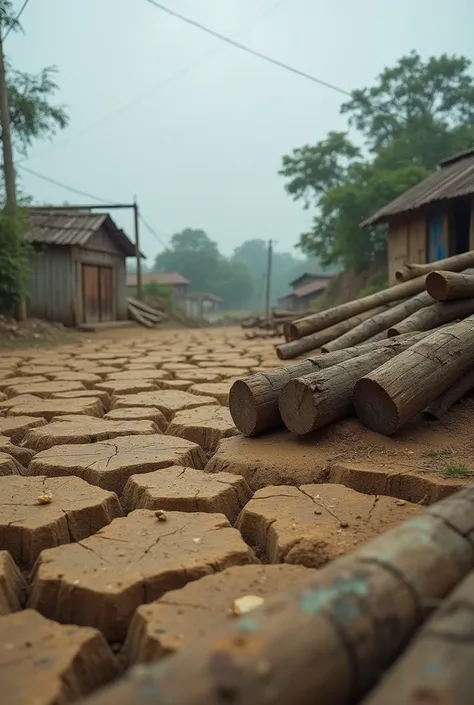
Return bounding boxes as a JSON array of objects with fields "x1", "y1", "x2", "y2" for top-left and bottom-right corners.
[{"x1": 0, "y1": 325, "x2": 471, "y2": 704}]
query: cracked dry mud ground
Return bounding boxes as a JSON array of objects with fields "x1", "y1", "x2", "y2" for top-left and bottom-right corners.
[{"x1": 0, "y1": 324, "x2": 471, "y2": 705}]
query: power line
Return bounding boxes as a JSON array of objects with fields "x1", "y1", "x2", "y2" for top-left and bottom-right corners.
[
  {"x1": 143, "y1": 0, "x2": 351, "y2": 98},
  {"x1": 4, "y1": 0, "x2": 32, "y2": 40},
  {"x1": 139, "y1": 213, "x2": 168, "y2": 250},
  {"x1": 19, "y1": 164, "x2": 168, "y2": 249},
  {"x1": 19, "y1": 165, "x2": 118, "y2": 204},
  {"x1": 20, "y1": 0, "x2": 290, "y2": 163}
]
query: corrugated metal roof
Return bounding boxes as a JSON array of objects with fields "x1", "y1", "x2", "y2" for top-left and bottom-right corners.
[
  {"x1": 27, "y1": 208, "x2": 138, "y2": 257},
  {"x1": 293, "y1": 279, "x2": 330, "y2": 298},
  {"x1": 289, "y1": 272, "x2": 332, "y2": 287},
  {"x1": 362, "y1": 148, "x2": 474, "y2": 227},
  {"x1": 126, "y1": 272, "x2": 189, "y2": 287}
]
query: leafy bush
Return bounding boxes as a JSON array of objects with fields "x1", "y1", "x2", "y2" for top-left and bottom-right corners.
[{"x1": 0, "y1": 210, "x2": 31, "y2": 315}]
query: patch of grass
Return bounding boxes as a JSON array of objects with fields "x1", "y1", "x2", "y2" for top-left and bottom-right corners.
[
  {"x1": 422, "y1": 449, "x2": 452, "y2": 460},
  {"x1": 441, "y1": 463, "x2": 474, "y2": 479}
]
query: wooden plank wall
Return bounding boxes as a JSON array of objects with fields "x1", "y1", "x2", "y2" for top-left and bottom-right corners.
[{"x1": 27, "y1": 246, "x2": 75, "y2": 325}]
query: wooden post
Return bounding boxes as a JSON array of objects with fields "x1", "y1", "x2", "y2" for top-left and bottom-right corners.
[
  {"x1": 279, "y1": 346, "x2": 406, "y2": 434},
  {"x1": 288, "y1": 275, "x2": 428, "y2": 340},
  {"x1": 422, "y1": 367, "x2": 474, "y2": 421},
  {"x1": 395, "y1": 251, "x2": 474, "y2": 282},
  {"x1": 275, "y1": 306, "x2": 388, "y2": 360},
  {"x1": 133, "y1": 199, "x2": 142, "y2": 301},
  {"x1": 387, "y1": 297, "x2": 474, "y2": 337},
  {"x1": 265, "y1": 239, "x2": 273, "y2": 318},
  {"x1": 229, "y1": 331, "x2": 432, "y2": 436},
  {"x1": 425, "y1": 268, "x2": 474, "y2": 301},
  {"x1": 321, "y1": 292, "x2": 433, "y2": 352},
  {"x1": 361, "y1": 558, "x2": 474, "y2": 703},
  {"x1": 354, "y1": 318, "x2": 474, "y2": 435},
  {"x1": 0, "y1": 22, "x2": 25, "y2": 321},
  {"x1": 74, "y1": 485, "x2": 474, "y2": 705}
]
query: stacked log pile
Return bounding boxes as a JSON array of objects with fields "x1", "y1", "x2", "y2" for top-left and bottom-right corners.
[
  {"x1": 230, "y1": 251, "x2": 474, "y2": 438},
  {"x1": 127, "y1": 297, "x2": 169, "y2": 328},
  {"x1": 241, "y1": 309, "x2": 311, "y2": 339}
]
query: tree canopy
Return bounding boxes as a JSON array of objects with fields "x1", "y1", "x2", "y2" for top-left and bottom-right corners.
[
  {"x1": 280, "y1": 52, "x2": 474, "y2": 270},
  {"x1": 0, "y1": 2, "x2": 69, "y2": 313},
  {"x1": 151, "y1": 230, "x2": 337, "y2": 310}
]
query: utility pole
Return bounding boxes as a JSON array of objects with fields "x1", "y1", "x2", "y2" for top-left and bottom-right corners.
[
  {"x1": 0, "y1": 20, "x2": 25, "y2": 320},
  {"x1": 265, "y1": 239, "x2": 273, "y2": 317},
  {"x1": 133, "y1": 197, "x2": 142, "y2": 301}
]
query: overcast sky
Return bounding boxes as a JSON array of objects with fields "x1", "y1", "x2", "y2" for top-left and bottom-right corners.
[{"x1": 8, "y1": 0, "x2": 474, "y2": 262}]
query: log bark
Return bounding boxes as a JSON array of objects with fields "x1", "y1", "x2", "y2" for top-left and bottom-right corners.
[
  {"x1": 78, "y1": 485, "x2": 474, "y2": 705},
  {"x1": 387, "y1": 298, "x2": 474, "y2": 337},
  {"x1": 276, "y1": 306, "x2": 388, "y2": 359},
  {"x1": 321, "y1": 292, "x2": 434, "y2": 352},
  {"x1": 229, "y1": 332, "x2": 434, "y2": 436},
  {"x1": 279, "y1": 346, "x2": 407, "y2": 435},
  {"x1": 395, "y1": 250, "x2": 474, "y2": 283},
  {"x1": 288, "y1": 275, "x2": 428, "y2": 339},
  {"x1": 425, "y1": 268, "x2": 474, "y2": 301},
  {"x1": 422, "y1": 367, "x2": 474, "y2": 421},
  {"x1": 127, "y1": 296, "x2": 168, "y2": 320},
  {"x1": 353, "y1": 318, "x2": 474, "y2": 435},
  {"x1": 361, "y1": 566, "x2": 474, "y2": 705}
]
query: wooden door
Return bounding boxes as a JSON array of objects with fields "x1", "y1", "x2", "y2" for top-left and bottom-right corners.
[
  {"x1": 99, "y1": 267, "x2": 114, "y2": 321},
  {"x1": 427, "y1": 215, "x2": 446, "y2": 262},
  {"x1": 82, "y1": 265, "x2": 100, "y2": 323}
]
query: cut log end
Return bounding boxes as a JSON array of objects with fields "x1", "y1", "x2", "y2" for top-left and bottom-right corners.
[
  {"x1": 278, "y1": 379, "x2": 318, "y2": 435},
  {"x1": 228, "y1": 379, "x2": 260, "y2": 436},
  {"x1": 353, "y1": 377, "x2": 400, "y2": 436},
  {"x1": 425, "y1": 271, "x2": 449, "y2": 301}
]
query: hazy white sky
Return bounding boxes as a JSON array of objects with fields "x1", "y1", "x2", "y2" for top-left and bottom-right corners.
[{"x1": 8, "y1": 0, "x2": 474, "y2": 262}]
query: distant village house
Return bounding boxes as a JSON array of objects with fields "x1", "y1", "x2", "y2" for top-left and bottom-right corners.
[
  {"x1": 278, "y1": 272, "x2": 332, "y2": 311},
  {"x1": 26, "y1": 208, "x2": 138, "y2": 326},
  {"x1": 126, "y1": 272, "x2": 189, "y2": 307},
  {"x1": 362, "y1": 148, "x2": 474, "y2": 284},
  {"x1": 185, "y1": 292, "x2": 223, "y2": 319}
]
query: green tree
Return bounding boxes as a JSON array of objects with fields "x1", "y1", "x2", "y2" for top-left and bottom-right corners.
[
  {"x1": 153, "y1": 228, "x2": 220, "y2": 292},
  {"x1": 281, "y1": 52, "x2": 474, "y2": 270},
  {"x1": 0, "y1": 2, "x2": 69, "y2": 314},
  {"x1": 153, "y1": 228, "x2": 254, "y2": 308}
]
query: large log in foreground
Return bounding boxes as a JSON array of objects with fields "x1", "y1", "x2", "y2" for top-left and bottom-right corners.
[
  {"x1": 426, "y1": 268, "x2": 474, "y2": 301},
  {"x1": 321, "y1": 292, "x2": 433, "y2": 352},
  {"x1": 279, "y1": 346, "x2": 406, "y2": 435},
  {"x1": 422, "y1": 367, "x2": 474, "y2": 421},
  {"x1": 276, "y1": 305, "x2": 388, "y2": 359},
  {"x1": 395, "y1": 250, "x2": 474, "y2": 283},
  {"x1": 354, "y1": 318, "x2": 474, "y2": 435},
  {"x1": 362, "y1": 565, "x2": 474, "y2": 705},
  {"x1": 387, "y1": 297, "x2": 474, "y2": 337},
  {"x1": 288, "y1": 275, "x2": 427, "y2": 340},
  {"x1": 77, "y1": 485, "x2": 474, "y2": 705},
  {"x1": 229, "y1": 332, "x2": 434, "y2": 436}
]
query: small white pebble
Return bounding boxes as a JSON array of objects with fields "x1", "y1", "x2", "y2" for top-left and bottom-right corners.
[
  {"x1": 36, "y1": 491, "x2": 52, "y2": 505},
  {"x1": 232, "y1": 595, "x2": 265, "y2": 616},
  {"x1": 192, "y1": 537, "x2": 201, "y2": 544},
  {"x1": 155, "y1": 509, "x2": 167, "y2": 521}
]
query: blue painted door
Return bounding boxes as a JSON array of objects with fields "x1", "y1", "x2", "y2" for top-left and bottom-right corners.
[{"x1": 427, "y1": 215, "x2": 446, "y2": 262}]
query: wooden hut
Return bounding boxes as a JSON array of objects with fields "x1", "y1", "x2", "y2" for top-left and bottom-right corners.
[
  {"x1": 26, "y1": 208, "x2": 137, "y2": 326},
  {"x1": 362, "y1": 148, "x2": 474, "y2": 284}
]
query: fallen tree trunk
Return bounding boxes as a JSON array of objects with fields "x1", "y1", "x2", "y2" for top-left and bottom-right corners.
[
  {"x1": 361, "y1": 566, "x2": 474, "y2": 705},
  {"x1": 288, "y1": 275, "x2": 428, "y2": 339},
  {"x1": 321, "y1": 292, "x2": 434, "y2": 352},
  {"x1": 276, "y1": 306, "x2": 388, "y2": 360},
  {"x1": 395, "y1": 250, "x2": 474, "y2": 282},
  {"x1": 279, "y1": 346, "x2": 407, "y2": 435},
  {"x1": 128, "y1": 304, "x2": 155, "y2": 328},
  {"x1": 422, "y1": 367, "x2": 474, "y2": 421},
  {"x1": 387, "y1": 298, "x2": 474, "y2": 337},
  {"x1": 353, "y1": 318, "x2": 474, "y2": 435},
  {"x1": 425, "y1": 268, "x2": 474, "y2": 301},
  {"x1": 229, "y1": 331, "x2": 434, "y2": 436},
  {"x1": 81, "y1": 485, "x2": 474, "y2": 705}
]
